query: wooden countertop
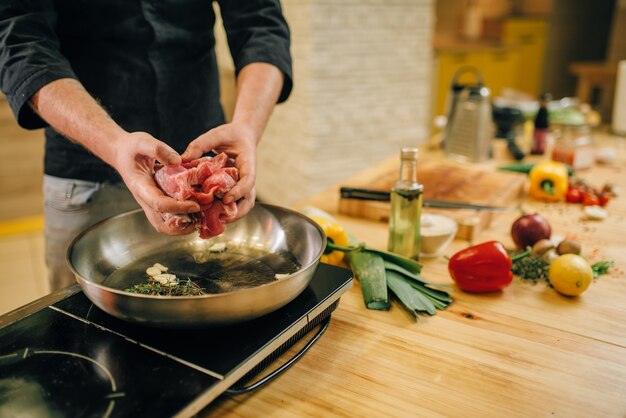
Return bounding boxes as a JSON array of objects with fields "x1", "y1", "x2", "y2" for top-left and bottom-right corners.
[{"x1": 203, "y1": 133, "x2": 626, "y2": 417}]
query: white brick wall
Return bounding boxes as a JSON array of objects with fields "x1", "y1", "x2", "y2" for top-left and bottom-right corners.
[{"x1": 217, "y1": 0, "x2": 435, "y2": 206}]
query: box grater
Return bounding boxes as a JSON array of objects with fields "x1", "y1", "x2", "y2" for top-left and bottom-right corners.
[{"x1": 443, "y1": 67, "x2": 493, "y2": 163}]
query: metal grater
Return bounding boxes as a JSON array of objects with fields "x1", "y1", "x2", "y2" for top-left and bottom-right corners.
[{"x1": 443, "y1": 67, "x2": 493, "y2": 163}]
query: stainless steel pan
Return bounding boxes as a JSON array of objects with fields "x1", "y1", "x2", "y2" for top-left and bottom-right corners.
[{"x1": 67, "y1": 204, "x2": 325, "y2": 328}]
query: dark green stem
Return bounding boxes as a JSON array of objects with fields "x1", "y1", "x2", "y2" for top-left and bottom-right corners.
[
  {"x1": 510, "y1": 248, "x2": 532, "y2": 262},
  {"x1": 541, "y1": 180, "x2": 556, "y2": 195}
]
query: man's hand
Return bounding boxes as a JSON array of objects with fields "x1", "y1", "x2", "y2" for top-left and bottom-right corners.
[
  {"x1": 181, "y1": 63, "x2": 285, "y2": 221},
  {"x1": 182, "y1": 122, "x2": 257, "y2": 220},
  {"x1": 31, "y1": 61, "x2": 285, "y2": 232},
  {"x1": 31, "y1": 79, "x2": 201, "y2": 235},
  {"x1": 112, "y1": 132, "x2": 200, "y2": 234}
]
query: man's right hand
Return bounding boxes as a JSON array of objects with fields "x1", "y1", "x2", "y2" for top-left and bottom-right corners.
[
  {"x1": 31, "y1": 79, "x2": 200, "y2": 235},
  {"x1": 111, "y1": 131, "x2": 200, "y2": 235}
]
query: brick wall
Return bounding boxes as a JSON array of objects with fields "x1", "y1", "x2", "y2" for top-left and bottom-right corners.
[{"x1": 216, "y1": 0, "x2": 435, "y2": 206}]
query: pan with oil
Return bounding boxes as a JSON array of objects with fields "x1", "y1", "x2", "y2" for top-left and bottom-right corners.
[{"x1": 67, "y1": 204, "x2": 325, "y2": 328}]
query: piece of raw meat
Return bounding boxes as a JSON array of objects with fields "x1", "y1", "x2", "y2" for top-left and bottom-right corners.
[{"x1": 154, "y1": 153, "x2": 239, "y2": 238}]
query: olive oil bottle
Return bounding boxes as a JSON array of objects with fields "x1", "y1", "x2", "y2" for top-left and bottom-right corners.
[{"x1": 387, "y1": 147, "x2": 423, "y2": 260}]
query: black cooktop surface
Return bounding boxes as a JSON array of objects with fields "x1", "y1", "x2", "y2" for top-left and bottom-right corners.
[{"x1": 0, "y1": 263, "x2": 353, "y2": 418}]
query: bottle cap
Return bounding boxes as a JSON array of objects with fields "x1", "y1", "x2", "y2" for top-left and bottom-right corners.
[
  {"x1": 400, "y1": 147, "x2": 419, "y2": 160},
  {"x1": 540, "y1": 93, "x2": 552, "y2": 102}
]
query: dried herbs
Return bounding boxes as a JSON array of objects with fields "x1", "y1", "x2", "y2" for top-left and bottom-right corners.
[
  {"x1": 125, "y1": 278, "x2": 205, "y2": 296},
  {"x1": 124, "y1": 262, "x2": 206, "y2": 296},
  {"x1": 510, "y1": 250, "x2": 551, "y2": 285}
]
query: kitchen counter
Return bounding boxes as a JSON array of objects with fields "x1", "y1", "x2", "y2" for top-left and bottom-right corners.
[{"x1": 203, "y1": 132, "x2": 626, "y2": 417}]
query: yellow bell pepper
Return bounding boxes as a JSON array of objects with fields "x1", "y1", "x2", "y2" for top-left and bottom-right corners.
[
  {"x1": 528, "y1": 161, "x2": 569, "y2": 202},
  {"x1": 309, "y1": 216, "x2": 349, "y2": 266}
]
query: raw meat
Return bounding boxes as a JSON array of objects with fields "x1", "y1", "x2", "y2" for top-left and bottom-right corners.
[{"x1": 154, "y1": 153, "x2": 239, "y2": 238}]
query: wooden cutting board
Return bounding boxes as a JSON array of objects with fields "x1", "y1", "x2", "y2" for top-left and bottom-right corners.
[{"x1": 338, "y1": 158, "x2": 527, "y2": 241}]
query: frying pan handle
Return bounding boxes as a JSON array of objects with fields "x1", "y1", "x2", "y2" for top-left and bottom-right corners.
[{"x1": 225, "y1": 316, "x2": 331, "y2": 395}]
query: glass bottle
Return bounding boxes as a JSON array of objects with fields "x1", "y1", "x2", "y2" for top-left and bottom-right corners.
[
  {"x1": 387, "y1": 147, "x2": 424, "y2": 260},
  {"x1": 531, "y1": 93, "x2": 551, "y2": 155}
]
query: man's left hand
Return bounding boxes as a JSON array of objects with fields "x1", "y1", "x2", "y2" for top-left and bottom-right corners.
[{"x1": 182, "y1": 122, "x2": 257, "y2": 220}]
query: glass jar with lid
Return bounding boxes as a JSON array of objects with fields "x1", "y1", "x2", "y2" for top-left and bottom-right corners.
[{"x1": 551, "y1": 123, "x2": 595, "y2": 170}]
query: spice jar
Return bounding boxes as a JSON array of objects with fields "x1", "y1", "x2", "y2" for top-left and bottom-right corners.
[{"x1": 551, "y1": 124, "x2": 595, "y2": 170}]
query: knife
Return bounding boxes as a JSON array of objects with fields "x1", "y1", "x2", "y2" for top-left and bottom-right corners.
[{"x1": 340, "y1": 187, "x2": 513, "y2": 212}]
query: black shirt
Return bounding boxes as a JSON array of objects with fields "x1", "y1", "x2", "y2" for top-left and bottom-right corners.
[{"x1": 0, "y1": 0, "x2": 292, "y2": 182}]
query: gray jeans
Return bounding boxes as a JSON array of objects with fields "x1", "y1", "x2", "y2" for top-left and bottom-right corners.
[{"x1": 43, "y1": 175, "x2": 140, "y2": 291}]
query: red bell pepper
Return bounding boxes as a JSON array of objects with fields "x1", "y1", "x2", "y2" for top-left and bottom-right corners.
[{"x1": 448, "y1": 241, "x2": 513, "y2": 293}]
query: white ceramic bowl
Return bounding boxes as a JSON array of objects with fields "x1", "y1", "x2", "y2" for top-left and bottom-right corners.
[{"x1": 420, "y1": 214, "x2": 458, "y2": 258}]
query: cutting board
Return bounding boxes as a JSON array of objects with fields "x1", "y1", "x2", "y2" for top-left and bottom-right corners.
[{"x1": 338, "y1": 158, "x2": 527, "y2": 241}]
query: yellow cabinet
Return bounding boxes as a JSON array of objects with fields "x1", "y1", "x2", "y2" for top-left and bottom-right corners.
[
  {"x1": 503, "y1": 18, "x2": 547, "y2": 97},
  {"x1": 481, "y1": 47, "x2": 520, "y2": 98},
  {"x1": 433, "y1": 48, "x2": 519, "y2": 117},
  {"x1": 432, "y1": 18, "x2": 546, "y2": 120}
]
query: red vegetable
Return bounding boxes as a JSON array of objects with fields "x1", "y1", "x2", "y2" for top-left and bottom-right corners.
[
  {"x1": 511, "y1": 213, "x2": 551, "y2": 249},
  {"x1": 599, "y1": 192, "x2": 611, "y2": 207},
  {"x1": 448, "y1": 241, "x2": 513, "y2": 293},
  {"x1": 565, "y1": 188, "x2": 583, "y2": 203},
  {"x1": 582, "y1": 193, "x2": 600, "y2": 207}
]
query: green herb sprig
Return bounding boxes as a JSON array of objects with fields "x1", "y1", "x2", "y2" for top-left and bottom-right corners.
[
  {"x1": 591, "y1": 261, "x2": 614, "y2": 279},
  {"x1": 125, "y1": 278, "x2": 205, "y2": 296}
]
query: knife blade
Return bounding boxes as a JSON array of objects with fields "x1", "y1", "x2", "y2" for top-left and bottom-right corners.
[{"x1": 340, "y1": 187, "x2": 513, "y2": 212}]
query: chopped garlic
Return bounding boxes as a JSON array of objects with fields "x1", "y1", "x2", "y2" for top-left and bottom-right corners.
[
  {"x1": 144, "y1": 263, "x2": 180, "y2": 287},
  {"x1": 209, "y1": 243, "x2": 227, "y2": 253},
  {"x1": 275, "y1": 273, "x2": 290, "y2": 280},
  {"x1": 147, "y1": 263, "x2": 170, "y2": 276},
  {"x1": 153, "y1": 263, "x2": 168, "y2": 272},
  {"x1": 146, "y1": 266, "x2": 162, "y2": 277},
  {"x1": 152, "y1": 273, "x2": 179, "y2": 286},
  {"x1": 583, "y1": 205, "x2": 608, "y2": 221}
]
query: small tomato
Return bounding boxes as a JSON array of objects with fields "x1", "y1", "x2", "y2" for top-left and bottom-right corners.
[
  {"x1": 582, "y1": 193, "x2": 600, "y2": 207},
  {"x1": 599, "y1": 192, "x2": 611, "y2": 207},
  {"x1": 565, "y1": 188, "x2": 583, "y2": 203}
]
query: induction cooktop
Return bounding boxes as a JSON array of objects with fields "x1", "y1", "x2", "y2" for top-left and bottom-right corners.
[{"x1": 0, "y1": 263, "x2": 353, "y2": 418}]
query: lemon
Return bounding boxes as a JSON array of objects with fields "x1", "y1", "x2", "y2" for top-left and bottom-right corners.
[{"x1": 548, "y1": 254, "x2": 593, "y2": 296}]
